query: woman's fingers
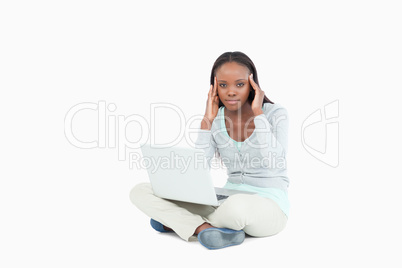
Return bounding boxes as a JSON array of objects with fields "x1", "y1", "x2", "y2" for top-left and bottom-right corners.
[
  {"x1": 249, "y1": 73, "x2": 263, "y2": 93},
  {"x1": 208, "y1": 84, "x2": 213, "y2": 99},
  {"x1": 249, "y1": 74, "x2": 258, "y2": 90},
  {"x1": 212, "y1": 76, "x2": 218, "y2": 97},
  {"x1": 249, "y1": 73, "x2": 257, "y2": 89},
  {"x1": 207, "y1": 77, "x2": 219, "y2": 108}
]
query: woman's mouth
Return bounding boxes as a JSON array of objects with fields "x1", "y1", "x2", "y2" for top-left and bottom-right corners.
[{"x1": 226, "y1": 100, "x2": 239, "y2": 105}]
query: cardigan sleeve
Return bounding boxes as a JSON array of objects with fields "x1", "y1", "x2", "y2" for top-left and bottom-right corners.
[
  {"x1": 194, "y1": 128, "x2": 217, "y2": 169},
  {"x1": 252, "y1": 107, "x2": 289, "y2": 157}
]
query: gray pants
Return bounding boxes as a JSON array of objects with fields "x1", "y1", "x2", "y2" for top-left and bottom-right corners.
[{"x1": 130, "y1": 183, "x2": 288, "y2": 241}]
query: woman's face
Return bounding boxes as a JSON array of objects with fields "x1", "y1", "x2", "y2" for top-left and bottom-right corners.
[{"x1": 216, "y1": 62, "x2": 251, "y2": 112}]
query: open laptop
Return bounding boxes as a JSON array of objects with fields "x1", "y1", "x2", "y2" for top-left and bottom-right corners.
[{"x1": 140, "y1": 144, "x2": 256, "y2": 206}]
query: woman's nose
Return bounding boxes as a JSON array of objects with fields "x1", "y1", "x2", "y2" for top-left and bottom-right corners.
[{"x1": 227, "y1": 87, "x2": 237, "y2": 96}]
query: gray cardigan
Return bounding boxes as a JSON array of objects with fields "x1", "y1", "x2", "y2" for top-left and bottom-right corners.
[{"x1": 195, "y1": 102, "x2": 289, "y2": 193}]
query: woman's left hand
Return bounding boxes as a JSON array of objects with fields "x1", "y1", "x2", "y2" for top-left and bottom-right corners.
[{"x1": 249, "y1": 73, "x2": 265, "y2": 115}]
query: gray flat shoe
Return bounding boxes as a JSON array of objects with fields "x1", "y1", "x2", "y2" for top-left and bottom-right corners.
[{"x1": 198, "y1": 228, "x2": 245, "y2": 250}]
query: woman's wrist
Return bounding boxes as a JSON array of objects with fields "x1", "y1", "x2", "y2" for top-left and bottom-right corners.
[
  {"x1": 252, "y1": 108, "x2": 264, "y2": 116},
  {"x1": 200, "y1": 116, "x2": 214, "y2": 130}
]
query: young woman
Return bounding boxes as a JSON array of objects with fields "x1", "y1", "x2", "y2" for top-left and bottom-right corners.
[{"x1": 130, "y1": 51, "x2": 289, "y2": 250}]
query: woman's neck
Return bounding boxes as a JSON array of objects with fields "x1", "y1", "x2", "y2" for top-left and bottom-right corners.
[{"x1": 224, "y1": 102, "x2": 255, "y2": 121}]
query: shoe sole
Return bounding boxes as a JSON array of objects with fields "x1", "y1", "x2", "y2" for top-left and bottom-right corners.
[
  {"x1": 198, "y1": 228, "x2": 245, "y2": 250},
  {"x1": 150, "y1": 219, "x2": 173, "y2": 233}
]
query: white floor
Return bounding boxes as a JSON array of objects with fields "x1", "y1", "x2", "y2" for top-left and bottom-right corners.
[{"x1": 1, "y1": 1, "x2": 401, "y2": 267}]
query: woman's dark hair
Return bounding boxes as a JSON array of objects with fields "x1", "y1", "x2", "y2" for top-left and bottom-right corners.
[{"x1": 210, "y1": 51, "x2": 274, "y2": 107}]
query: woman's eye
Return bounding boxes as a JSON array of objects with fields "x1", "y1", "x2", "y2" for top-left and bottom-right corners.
[
  {"x1": 237, "y1": 83, "x2": 244, "y2": 87},
  {"x1": 219, "y1": 84, "x2": 226, "y2": 88}
]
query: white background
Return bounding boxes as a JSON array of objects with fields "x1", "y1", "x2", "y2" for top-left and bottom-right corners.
[{"x1": 1, "y1": 0, "x2": 402, "y2": 267}]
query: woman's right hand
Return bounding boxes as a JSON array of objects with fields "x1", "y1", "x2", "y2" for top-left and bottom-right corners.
[{"x1": 204, "y1": 76, "x2": 220, "y2": 124}]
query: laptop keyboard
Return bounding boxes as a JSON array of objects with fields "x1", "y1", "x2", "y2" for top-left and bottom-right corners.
[{"x1": 216, "y1": 194, "x2": 229, "y2": 201}]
